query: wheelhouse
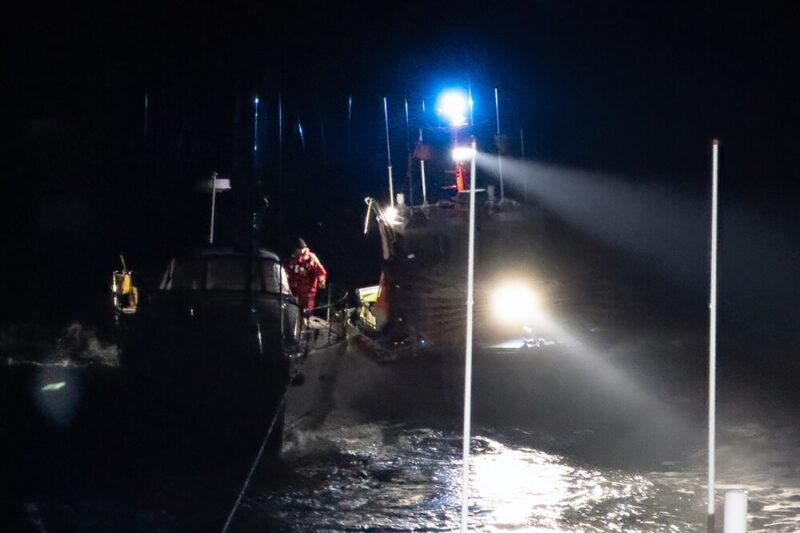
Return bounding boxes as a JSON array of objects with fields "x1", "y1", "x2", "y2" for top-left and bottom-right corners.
[{"x1": 158, "y1": 248, "x2": 291, "y2": 295}]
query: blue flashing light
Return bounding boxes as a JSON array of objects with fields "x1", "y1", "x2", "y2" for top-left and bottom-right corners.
[{"x1": 436, "y1": 89, "x2": 470, "y2": 127}]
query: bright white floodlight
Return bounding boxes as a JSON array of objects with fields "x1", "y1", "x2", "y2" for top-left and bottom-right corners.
[
  {"x1": 437, "y1": 89, "x2": 470, "y2": 126},
  {"x1": 491, "y1": 281, "x2": 540, "y2": 325},
  {"x1": 383, "y1": 205, "x2": 400, "y2": 225},
  {"x1": 452, "y1": 145, "x2": 477, "y2": 162}
]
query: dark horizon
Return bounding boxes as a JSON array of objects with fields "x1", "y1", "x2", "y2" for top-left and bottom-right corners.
[
  {"x1": 3, "y1": 4, "x2": 800, "y2": 531},
  {"x1": 4, "y1": 1, "x2": 799, "y2": 347}
]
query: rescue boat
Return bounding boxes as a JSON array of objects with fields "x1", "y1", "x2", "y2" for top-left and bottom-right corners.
[
  {"x1": 108, "y1": 175, "x2": 350, "y2": 456},
  {"x1": 111, "y1": 245, "x2": 350, "y2": 455}
]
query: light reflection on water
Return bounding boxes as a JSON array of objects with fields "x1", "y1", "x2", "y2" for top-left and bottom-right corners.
[
  {"x1": 4, "y1": 324, "x2": 799, "y2": 532},
  {"x1": 242, "y1": 421, "x2": 710, "y2": 532},
  {"x1": 6, "y1": 410, "x2": 800, "y2": 532}
]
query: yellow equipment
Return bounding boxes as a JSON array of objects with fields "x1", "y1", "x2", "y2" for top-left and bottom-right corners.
[
  {"x1": 110, "y1": 255, "x2": 139, "y2": 314},
  {"x1": 355, "y1": 284, "x2": 380, "y2": 331}
]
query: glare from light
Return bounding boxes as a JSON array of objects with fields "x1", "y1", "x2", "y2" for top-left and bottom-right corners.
[
  {"x1": 472, "y1": 444, "x2": 570, "y2": 528},
  {"x1": 383, "y1": 205, "x2": 400, "y2": 225},
  {"x1": 41, "y1": 381, "x2": 67, "y2": 392},
  {"x1": 452, "y1": 145, "x2": 476, "y2": 162},
  {"x1": 491, "y1": 281, "x2": 540, "y2": 325},
  {"x1": 254, "y1": 96, "x2": 259, "y2": 104},
  {"x1": 436, "y1": 89, "x2": 469, "y2": 126}
]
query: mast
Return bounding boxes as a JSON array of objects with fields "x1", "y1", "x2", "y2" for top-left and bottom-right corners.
[
  {"x1": 419, "y1": 128, "x2": 428, "y2": 206},
  {"x1": 495, "y1": 87, "x2": 504, "y2": 201},
  {"x1": 404, "y1": 97, "x2": 413, "y2": 206},
  {"x1": 383, "y1": 97, "x2": 395, "y2": 207}
]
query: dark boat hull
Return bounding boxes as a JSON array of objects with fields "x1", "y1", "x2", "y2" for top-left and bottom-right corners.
[{"x1": 117, "y1": 291, "x2": 296, "y2": 450}]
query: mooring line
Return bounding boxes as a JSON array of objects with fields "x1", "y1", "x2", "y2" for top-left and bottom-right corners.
[{"x1": 220, "y1": 395, "x2": 286, "y2": 533}]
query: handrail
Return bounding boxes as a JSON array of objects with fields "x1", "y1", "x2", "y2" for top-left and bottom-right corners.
[
  {"x1": 310, "y1": 283, "x2": 350, "y2": 314},
  {"x1": 297, "y1": 283, "x2": 351, "y2": 352}
]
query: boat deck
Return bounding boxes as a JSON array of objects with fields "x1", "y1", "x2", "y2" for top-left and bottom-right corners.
[{"x1": 299, "y1": 313, "x2": 348, "y2": 353}]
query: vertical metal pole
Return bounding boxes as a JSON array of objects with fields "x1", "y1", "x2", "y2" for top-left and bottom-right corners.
[
  {"x1": 278, "y1": 96, "x2": 284, "y2": 242},
  {"x1": 326, "y1": 285, "x2": 332, "y2": 324},
  {"x1": 348, "y1": 95, "x2": 353, "y2": 123},
  {"x1": 404, "y1": 98, "x2": 413, "y2": 207},
  {"x1": 252, "y1": 96, "x2": 261, "y2": 237},
  {"x1": 460, "y1": 139, "x2": 477, "y2": 533},
  {"x1": 419, "y1": 128, "x2": 428, "y2": 206},
  {"x1": 347, "y1": 95, "x2": 353, "y2": 159},
  {"x1": 253, "y1": 96, "x2": 259, "y2": 153},
  {"x1": 495, "y1": 88, "x2": 504, "y2": 200},
  {"x1": 209, "y1": 172, "x2": 218, "y2": 244},
  {"x1": 383, "y1": 97, "x2": 395, "y2": 207},
  {"x1": 520, "y1": 128, "x2": 527, "y2": 203},
  {"x1": 142, "y1": 91, "x2": 149, "y2": 200},
  {"x1": 708, "y1": 138, "x2": 720, "y2": 533},
  {"x1": 468, "y1": 82, "x2": 474, "y2": 125},
  {"x1": 279, "y1": 264, "x2": 285, "y2": 356},
  {"x1": 143, "y1": 92, "x2": 149, "y2": 150}
]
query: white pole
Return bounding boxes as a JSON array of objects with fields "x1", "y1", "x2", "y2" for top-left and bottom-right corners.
[
  {"x1": 209, "y1": 171, "x2": 218, "y2": 244},
  {"x1": 708, "y1": 138, "x2": 720, "y2": 533},
  {"x1": 419, "y1": 128, "x2": 428, "y2": 206},
  {"x1": 495, "y1": 88, "x2": 504, "y2": 201},
  {"x1": 383, "y1": 97, "x2": 395, "y2": 207},
  {"x1": 520, "y1": 128, "x2": 527, "y2": 203},
  {"x1": 724, "y1": 490, "x2": 748, "y2": 533},
  {"x1": 404, "y1": 98, "x2": 413, "y2": 207},
  {"x1": 253, "y1": 96, "x2": 259, "y2": 153},
  {"x1": 460, "y1": 138, "x2": 477, "y2": 533},
  {"x1": 468, "y1": 81, "x2": 474, "y2": 125}
]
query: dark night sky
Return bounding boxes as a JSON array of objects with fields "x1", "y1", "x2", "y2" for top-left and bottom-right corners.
[{"x1": 3, "y1": 1, "x2": 799, "y2": 333}]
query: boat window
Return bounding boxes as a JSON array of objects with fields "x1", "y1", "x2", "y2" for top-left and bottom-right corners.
[
  {"x1": 163, "y1": 256, "x2": 289, "y2": 292},
  {"x1": 170, "y1": 259, "x2": 206, "y2": 290},
  {"x1": 257, "y1": 261, "x2": 292, "y2": 294},
  {"x1": 206, "y1": 257, "x2": 249, "y2": 290}
]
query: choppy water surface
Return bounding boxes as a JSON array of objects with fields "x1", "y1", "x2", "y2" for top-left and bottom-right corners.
[
  {"x1": 1, "y1": 322, "x2": 119, "y2": 368},
  {"x1": 3, "y1": 324, "x2": 799, "y2": 532},
  {"x1": 233, "y1": 416, "x2": 799, "y2": 532}
]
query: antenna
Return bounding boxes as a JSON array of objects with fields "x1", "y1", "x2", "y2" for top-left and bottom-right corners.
[
  {"x1": 383, "y1": 97, "x2": 395, "y2": 207},
  {"x1": 195, "y1": 171, "x2": 231, "y2": 244},
  {"x1": 495, "y1": 87, "x2": 504, "y2": 200}
]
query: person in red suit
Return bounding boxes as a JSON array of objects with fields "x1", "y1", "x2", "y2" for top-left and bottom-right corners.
[{"x1": 285, "y1": 238, "x2": 328, "y2": 317}]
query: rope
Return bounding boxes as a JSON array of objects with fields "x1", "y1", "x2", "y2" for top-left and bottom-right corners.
[{"x1": 219, "y1": 395, "x2": 287, "y2": 533}]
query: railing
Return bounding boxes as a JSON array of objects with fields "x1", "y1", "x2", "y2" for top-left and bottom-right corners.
[{"x1": 297, "y1": 283, "x2": 350, "y2": 353}]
